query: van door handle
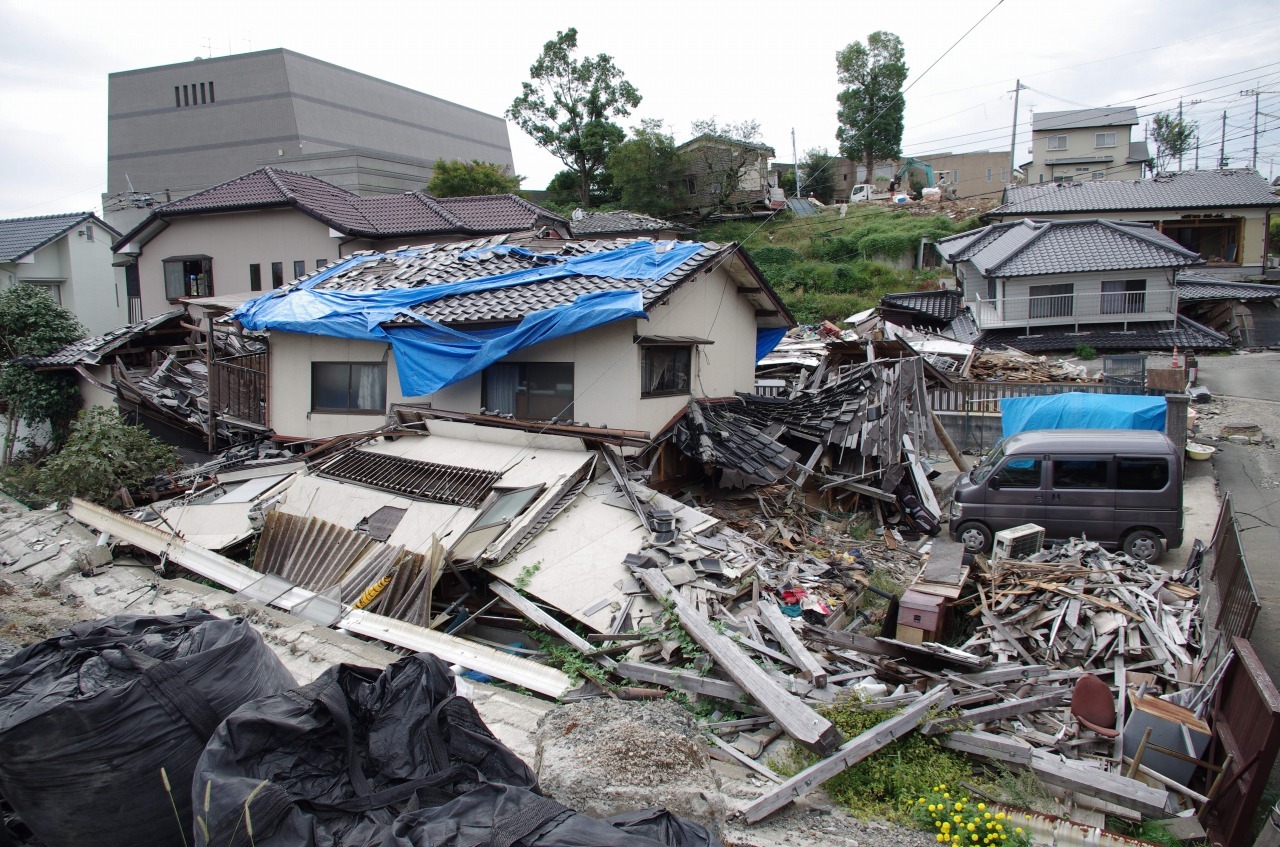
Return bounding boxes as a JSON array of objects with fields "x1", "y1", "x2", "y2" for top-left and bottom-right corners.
[{"x1": 1034, "y1": 495, "x2": 1043, "y2": 503}]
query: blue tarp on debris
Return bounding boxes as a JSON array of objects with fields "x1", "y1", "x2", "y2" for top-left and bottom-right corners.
[
  {"x1": 755, "y1": 327, "x2": 787, "y2": 362},
  {"x1": 1000, "y1": 392, "x2": 1167, "y2": 438},
  {"x1": 231, "y1": 241, "x2": 707, "y2": 396}
]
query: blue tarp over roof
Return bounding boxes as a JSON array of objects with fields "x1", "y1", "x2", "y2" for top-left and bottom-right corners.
[
  {"x1": 232, "y1": 241, "x2": 707, "y2": 396},
  {"x1": 1000, "y1": 392, "x2": 1166, "y2": 438}
]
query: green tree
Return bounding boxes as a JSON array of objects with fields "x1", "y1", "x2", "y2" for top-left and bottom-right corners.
[
  {"x1": 40, "y1": 407, "x2": 179, "y2": 507},
  {"x1": 799, "y1": 148, "x2": 838, "y2": 204},
  {"x1": 1148, "y1": 111, "x2": 1197, "y2": 173},
  {"x1": 0, "y1": 285, "x2": 85, "y2": 461},
  {"x1": 427, "y1": 159, "x2": 523, "y2": 196},
  {"x1": 836, "y1": 32, "x2": 908, "y2": 189},
  {"x1": 605, "y1": 119, "x2": 683, "y2": 216},
  {"x1": 508, "y1": 28, "x2": 641, "y2": 208}
]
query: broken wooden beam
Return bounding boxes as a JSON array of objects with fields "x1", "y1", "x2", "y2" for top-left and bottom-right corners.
[
  {"x1": 921, "y1": 690, "x2": 1067, "y2": 735},
  {"x1": 758, "y1": 602, "x2": 828, "y2": 687},
  {"x1": 634, "y1": 568, "x2": 843, "y2": 754},
  {"x1": 490, "y1": 581, "x2": 617, "y2": 671},
  {"x1": 614, "y1": 661, "x2": 749, "y2": 702},
  {"x1": 741, "y1": 684, "x2": 952, "y2": 822}
]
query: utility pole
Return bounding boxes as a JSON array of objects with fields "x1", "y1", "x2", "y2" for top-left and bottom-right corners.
[
  {"x1": 1008, "y1": 79, "x2": 1026, "y2": 183},
  {"x1": 1219, "y1": 111, "x2": 1228, "y2": 170},
  {"x1": 1177, "y1": 99, "x2": 1184, "y2": 171},
  {"x1": 1240, "y1": 87, "x2": 1277, "y2": 170},
  {"x1": 791, "y1": 128, "x2": 800, "y2": 199},
  {"x1": 1193, "y1": 132, "x2": 1199, "y2": 170}
]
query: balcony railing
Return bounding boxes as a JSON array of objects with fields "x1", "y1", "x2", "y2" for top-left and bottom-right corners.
[{"x1": 967, "y1": 288, "x2": 1177, "y2": 330}]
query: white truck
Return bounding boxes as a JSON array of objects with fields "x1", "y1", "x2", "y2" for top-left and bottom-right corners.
[{"x1": 846, "y1": 183, "x2": 890, "y2": 203}]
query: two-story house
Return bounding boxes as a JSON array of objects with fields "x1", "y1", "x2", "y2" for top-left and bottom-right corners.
[
  {"x1": 1024, "y1": 107, "x2": 1151, "y2": 185},
  {"x1": 933, "y1": 218, "x2": 1230, "y2": 352},
  {"x1": 676, "y1": 134, "x2": 783, "y2": 215},
  {"x1": 986, "y1": 169, "x2": 1280, "y2": 279},
  {"x1": 112, "y1": 167, "x2": 570, "y2": 321},
  {"x1": 0, "y1": 212, "x2": 127, "y2": 336}
]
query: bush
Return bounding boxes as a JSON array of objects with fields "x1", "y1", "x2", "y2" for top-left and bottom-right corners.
[
  {"x1": 39, "y1": 408, "x2": 180, "y2": 507},
  {"x1": 748, "y1": 246, "x2": 804, "y2": 267},
  {"x1": 1074, "y1": 343, "x2": 1097, "y2": 361}
]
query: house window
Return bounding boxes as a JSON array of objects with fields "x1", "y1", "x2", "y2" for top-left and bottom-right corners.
[
  {"x1": 199, "y1": 82, "x2": 207, "y2": 104},
  {"x1": 1092, "y1": 171, "x2": 1105, "y2": 180},
  {"x1": 685, "y1": 177, "x2": 697, "y2": 195},
  {"x1": 24, "y1": 282, "x2": 61, "y2": 305},
  {"x1": 1047, "y1": 135, "x2": 1068, "y2": 151},
  {"x1": 174, "y1": 86, "x2": 181, "y2": 108},
  {"x1": 1160, "y1": 218, "x2": 1242, "y2": 265},
  {"x1": 1052, "y1": 175, "x2": 1074, "y2": 184},
  {"x1": 162, "y1": 256, "x2": 213, "y2": 300},
  {"x1": 249, "y1": 263, "x2": 262, "y2": 292},
  {"x1": 483, "y1": 362, "x2": 573, "y2": 421},
  {"x1": 84, "y1": 224, "x2": 94, "y2": 242},
  {"x1": 311, "y1": 362, "x2": 387, "y2": 414},
  {"x1": 1095, "y1": 132, "x2": 1117, "y2": 148},
  {"x1": 316, "y1": 259, "x2": 328, "y2": 270},
  {"x1": 450, "y1": 484, "x2": 546, "y2": 563},
  {"x1": 1101, "y1": 279, "x2": 1146, "y2": 314},
  {"x1": 987, "y1": 277, "x2": 998, "y2": 301},
  {"x1": 208, "y1": 81, "x2": 215, "y2": 102},
  {"x1": 986, "y1": 168, "x2": 993, "y2": 182},
  {"x1": 1028, "y1": 283, "x2": 1074, "y2": 319},
  {"x1": 182, "y1": 85, "x2": 189, "y2": 107},
  {"x1": 293, "y1": 260, "x2": 305, "y2": 280},
  {"x1": 641, "y1": 346, "x2": 693, "y2": 397},
  {"x1": 271, "y1": 261, "x2": 283, "y2": 288}
]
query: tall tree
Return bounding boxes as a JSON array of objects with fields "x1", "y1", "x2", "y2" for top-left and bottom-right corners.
[
  {"x1": 508, "y1": 28, "x2": 641, "y2": 208},
  {"x1": 799, "y1": 148, "x2": 837, "y2": 204},
  {"x1": 836, "y1": 32, "x2": 908, "y2": 187},
  {"x1": 0, "y1": 285, "x2": 84, "y2": 461},
  {"x1": 427, "y1": 159, "x2": 523, "y2": 196},
  {"x1": 682, "y1": 118, "x2": 771, "y2": 213},
  {"x1": 606, "y1": 120, "x2": 683, "y2": 216},
  {"x1": 1148, "y1": 111, "x2": 1197, "y2": 173}
]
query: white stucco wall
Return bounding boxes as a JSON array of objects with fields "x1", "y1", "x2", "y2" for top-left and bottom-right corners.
[
  {"x1": 1, "y1": 230, "x2": 126, "y2": 336},
  {"x1": 964, "y1": 267, "x2": 1178, "y2": 327},
  {"x1": 267, "y1": 265, "x2": 769, "y2": 441},
  {"x1": 1026, "y1": 125, "x2": 1140, "y2": 184}
]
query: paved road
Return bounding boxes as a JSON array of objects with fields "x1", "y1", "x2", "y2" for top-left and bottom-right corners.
[{"x1": 1196, "y1": 351, "x2": 1280, "y2": 404}]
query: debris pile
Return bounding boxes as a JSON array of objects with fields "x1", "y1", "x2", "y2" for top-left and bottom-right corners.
[{"x1": 967, "y1": 346, "x2": 1093, "y2": 383}]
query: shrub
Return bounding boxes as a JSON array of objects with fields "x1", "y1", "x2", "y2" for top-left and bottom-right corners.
[
  {"x1": 911, "y1": 787, "x2": 1031, "y2": 846},
  {"x1": 1074, "y1": 343, "x2": 1097, "y2": 361},
  {"x1": 748, "y1": 246, "x2": 804, "y2": 266},
  {"x1": 39, "y1": 408, "x2": 180, "y2": 507}
]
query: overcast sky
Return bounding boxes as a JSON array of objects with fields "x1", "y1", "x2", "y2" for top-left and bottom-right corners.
[{"x1": 2, "y1": 0, "x2": 1278, "y2": 220}]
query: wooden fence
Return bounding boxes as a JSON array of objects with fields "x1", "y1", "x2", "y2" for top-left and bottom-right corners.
[
  {"x1": 209, "y1": 351, "x2": 268, "y2": 427},
  {"x1": 928, "y1": 379, "x2": 1162, "y2": 414}
]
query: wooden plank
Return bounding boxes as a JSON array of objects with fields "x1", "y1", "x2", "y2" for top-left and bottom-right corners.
[
  {"x1": 921, "y1": 691, "x2": 1067, "y2": 735},
  {"x1": 614, "y1": 661, "x2": 748, "y2": 702},
  {"x1": 708, "y1": 734, "x2": 784, "y2": 784},
  {"x1": 939, "y1": 730, "x2": 1034, "y2": 765},
  {"x1": 741, "y1": 685, "x2": 952, "y2": 822},
  {"x1": 759, "y1": 601, "x2": 829, "y2": 687},
  {"x1": 490, "y1": 581, "x2": 617, "y2": 671},
  {"x1": 635, "y1": 568, "x2": 842, "y2": 754}
]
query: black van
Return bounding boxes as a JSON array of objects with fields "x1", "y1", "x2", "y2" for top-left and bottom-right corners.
[{"x1": 948, "y1": 429, "x2": 1182, "y2": 563}]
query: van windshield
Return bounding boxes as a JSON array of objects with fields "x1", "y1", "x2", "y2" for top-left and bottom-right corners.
[{"x1": 970, "y1": 444, "x2": 1006, "y2": 484}]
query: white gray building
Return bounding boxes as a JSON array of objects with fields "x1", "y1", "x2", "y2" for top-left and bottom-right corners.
[{"x1": 106, "y1": 49, "x2": 514, "y2": 230}]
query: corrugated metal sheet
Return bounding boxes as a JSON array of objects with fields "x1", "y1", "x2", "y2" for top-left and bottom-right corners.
[
  {"x1": 254, "y1": 510, "x2": 373, "y2": 590},
  {"x1": 315, "y1": 448, "x2": 502, "y2": 507}
]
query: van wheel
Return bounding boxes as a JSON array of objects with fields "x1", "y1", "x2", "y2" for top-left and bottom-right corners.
[
  {"x1": 1123, "y1": 529, "x2": 1163, "y2": 563},
  {"x1": 956, "y1": 521, "x2": 992, "y2": 554}
]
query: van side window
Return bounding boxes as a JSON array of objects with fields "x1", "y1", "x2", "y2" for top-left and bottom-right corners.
[
  {"x1": 994, "y1": 458, "x2": 1040, "y2": 488},
  {"x1": 1052, "y1": 458, "x2": 1109, "y2": 489},
  {"x1": 1118, "y1": 458, "x2": 1169, "y2": 490}
]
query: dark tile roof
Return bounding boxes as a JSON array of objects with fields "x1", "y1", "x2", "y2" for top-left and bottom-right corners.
[
  {"x1": 879, "y1": 290, "x2": 966, "y2": 322},
  {"x1": 667, "y1": 399, "x2": 799, "y2": 488},
  {"x1": 0, "y1": 212, "x2": 101, "y2": 262},
  {"x1": 1176, "y1": 273, "x2": 1280, "y2": 302},
  {"x1": 737, "y1": 362, "x2": 879, "y2": 444},
  {"x1": 942, "y1": 219, "x2": 1201, "y2": 277},
  {"x1": 289, "y1": 236, "x2": 790, "y2": 327},
  {"x1": 21, "y1": 309, "x2": 187, "y2": 367},
  {"x1": 570, "y1": 210, "x2": 689, "y2": 236},
  {"x1": 977, "y1": 315, "x2": 1232, "y2": 352},
  {"x1": 115, "y1": 168, "x2": 569, "y2": 247},
  {"x1": 1031, "y1": 107, "x2": 1140, "y2": 131},
  {"x1": 994, "y1": 169, "x2": 1280, "y2": 216}
]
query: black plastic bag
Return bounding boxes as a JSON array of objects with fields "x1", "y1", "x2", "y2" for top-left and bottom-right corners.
[
  {"x1": 196, "y1": 653, "x2": 720, "y2": 847},
  {"x1": 0, "y1": 609, "x2": 296, "y2": 847}
]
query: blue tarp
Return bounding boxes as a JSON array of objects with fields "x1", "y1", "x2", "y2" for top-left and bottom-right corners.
[
  {"x1": 1000, "y1": 392, "x2": 1166, "y2": 438},
  {"x1": 755, "y1": 327, "x2": 787, "y2": 362},
  {"x1": 231, "y1": 241, "x2": 709, "y2": 397}
]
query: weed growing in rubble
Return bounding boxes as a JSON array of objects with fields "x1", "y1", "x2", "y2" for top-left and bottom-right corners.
[
  {"x1": 528, "y1": 630, "x2": 608, "y2": 686},
  {"x1": 911, "y1": 788, "x2": 1030, "y2": 846},
  {"x1": 514, "y1": 560, "x2": 542, "y2": 591}
]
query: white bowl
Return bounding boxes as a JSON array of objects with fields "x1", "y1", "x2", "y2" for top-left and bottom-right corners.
[{"x1": 1186, "y1": 443, "x2": 1216, "y2": 460}]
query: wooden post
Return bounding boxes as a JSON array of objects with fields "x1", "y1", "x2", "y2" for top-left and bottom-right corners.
[{"x1": 931, "y1": 410, "x2": 969, "y2": 472}]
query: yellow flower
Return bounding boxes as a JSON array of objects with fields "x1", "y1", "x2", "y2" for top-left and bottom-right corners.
[
  {"x1": 943, "y1": 793, "x2": 951, "y2": 799},
  {"x1": 977, "y1": 803, "x2": 985, "y2": 811},
  {"x1": 955, "y1": 803, "x2": 964, "y2": 811},
  {"x1": 971, "y1": 836, "x2": 979, "y2": 843},
  {"x1": 984, "y1": 813, "x2": 992, "y2": 820},
  {"x1": 1015, "y1": 828, "x2": 1023, "y2": 835},
  {"x1": 967, "y1": 824, "x2": 976, "y2": 832},
  {"x1": 994, "y1": 813, "x2": 1005, "y2": 821},
  {"x1": 937, "y1": 836, "x2": 946, "y2": 843},
  {"x1": 942, "y1": 823, "x2": 951, "y2": 831},
  {"x1": 919, "y1": 798, "x2": 927, "y2": 804},
  {"x1": 929, "y1": 805, "x2": 937, "y2": 812}
]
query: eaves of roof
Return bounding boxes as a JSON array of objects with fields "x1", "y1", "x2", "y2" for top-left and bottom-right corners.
[{"x1": 1, "y1": 212, "x2": 118, "y2": 263}]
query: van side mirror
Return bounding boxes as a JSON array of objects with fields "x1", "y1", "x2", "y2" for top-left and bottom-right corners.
[{"x1": 987, "y1": 476, "x2": 1000, "y2": 490}]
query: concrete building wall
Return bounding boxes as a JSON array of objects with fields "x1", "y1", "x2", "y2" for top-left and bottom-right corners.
[
  {"x1": 914, "y1": 151, "x2": 1014, "y2": 200},
  {"x1": 267, "y1": 266, "x2": 765, "y2": 441},
  {"x1": 106, "y1": 49, "x2": 513, "y2": 219},
  {"x1": 1025, "y1": 125, "x2": 1142, "y2": 185}
]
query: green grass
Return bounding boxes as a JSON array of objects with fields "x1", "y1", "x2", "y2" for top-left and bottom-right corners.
[{"x1": 699, "y1": 206, "x2": 982, "y2": 324}]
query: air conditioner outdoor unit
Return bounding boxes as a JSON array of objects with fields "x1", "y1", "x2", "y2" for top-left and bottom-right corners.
[{"x1": 993, "y1": 523, "x2": 1045, "y2": 561}]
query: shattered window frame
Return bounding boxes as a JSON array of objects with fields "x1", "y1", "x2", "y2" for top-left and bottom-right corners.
[
  {"x1": 450, "y1": 484, "x2": 545, "y2": 562},
  {"x1": 641, "y1": 345, "x2": 693, "y2": 398}
]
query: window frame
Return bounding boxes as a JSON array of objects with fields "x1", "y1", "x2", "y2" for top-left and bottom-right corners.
[
  {"x1": 1046, "y1": 134, "x2": 1068, "y2": 151},
  {"x1": 293, "y1": 260, "x2": 305, "y2": 280},
  {"x1": 641, "y1": 344, "x2": 694, "y2": 398},
  {"x1": 162, "y1": 256, "x2": 213, "y2": 301},
  {"x1": 271, "y1": 261, "x2": 284, "y2": 289},
  {"x1": 1100, "y1": 279, "x2": 1147, "y2": 315},
  {"x1": 1094, "y1": 131, "x2": 1117, "y2": 148},
  {"x1": 310, "y1": 361, "x2": 388, "y2": 415},
  {"x1": 249, "y1": 263, "x2": 262, "y2": 292},
  {"x1": 482, "y1": 362, "x2": 575, "y2": 421},
  {"x1": 450, "y1": 484, "x2": 547, "y2": 563},
  {"x1": 1028, "y1": 282, "x2": 1074, "y2": 319}
]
